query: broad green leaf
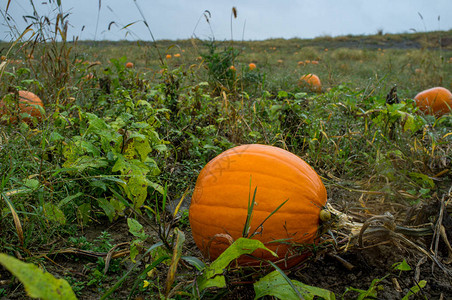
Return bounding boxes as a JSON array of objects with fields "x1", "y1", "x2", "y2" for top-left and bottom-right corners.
[
  {"x1": 0, "y1": 253, "x2": 77, "y2": 300},
  {"x1": 128, "y1": 174, "x2": 148, "y2": 208},
  {"x1": 97, "y1": 198, "x2": 116, "y2": 222},
  {"x1": 134, "y1": 138, "x2": 152, "y2": 162},
  {"x1": 254, "y1": 270, "x2": 336, "y2": 300},
  {"x1": 63, "y1": 156, "x2": 108, "y2": 172},
  {"x1": 58, "y1": 192, "x2": 83, "y2": 208},
  {"x1": 77, "y1": 203, "x2": 91, "y2": 225},
  {"x1": 127, "y1": 218, "x2": 146, "y2": 240},
  {"x1": 198, "y1": 238, "x2": 277, "y2": 291},
  {"x1": 110, "y1": 197, "x2": 126, "y2": 214},
  {"x1": 49, "y1": 131, "x2": 64, "y2": 142},
  {"x1": 43, "y1": 203, "x2": 66, "y2": 225},
  {"x1": 24, "y1": 179, "x2": 40, "y2": 189}
]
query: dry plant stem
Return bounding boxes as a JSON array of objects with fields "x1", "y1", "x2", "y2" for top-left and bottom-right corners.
[
  {"x1": 206, "y1": 233, "x2": 234, "y2": 260},
  {"x1": 104, "y1": 242, "x2": 130, "y2": 274},
  {"x1": 327, "y1": 202, "x2": 452, "y2": 279},
  {"x1": 38, "y1": 245, "x2": 130, "y2": 261},
  {"x1": 389, "y1": 230, "x2": 452, "y2": 278},
  {"x1": 326, "y1": 253, "x2": 354, "y2": 270},
  {"x1": 431, "y1": 198, "x2": 446, "y2": 261},
  {"x1": 358, "y1": 213, "x2": 395, "y2": 248},
  {"x1": 415, "y1": 256, "x2": 427, "y2": 282},
  {"x1": 439, "y1": 225, "x2": 452, "y2": 264}
]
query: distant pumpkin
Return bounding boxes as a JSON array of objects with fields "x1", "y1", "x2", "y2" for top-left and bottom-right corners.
[
  {"x1": 174, "y1": 53, "x2": 181, "y2": 58},
  {"x1": 299, "y1": 74, "x2": 322, "y2": 93},
  {"x1": 0, "y1": 91, "x2": 45, "y2": 124},
  {"x1": 414, "y1": 87, "x2": 452, "y2": 117},
  {"x1": 248, "y1": 63, "x2": 257, "y2": 70},
  {"x1": 166, "y1": 54, "x2": 172, "y2": 59},
  {"x1": 229, "y1": 65, "x2": 236, "y2": 72},
  {"x1": 84, "y1": 73, "x2": 94, "y2": 80},
  {"x1": 125, "y1": 62, "x2": 134, "y2": 68}
]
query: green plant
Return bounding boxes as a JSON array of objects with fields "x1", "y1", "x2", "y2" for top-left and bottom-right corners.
[
  {"x1": 60, "y1": 109, "x2": 166, "y2": 212},
  {"x1": 342, "y1": 259, "x2": 428, "y2": 300},
  {"x1": 200, "y1": 40, "x2": 240, "y2": 92}
]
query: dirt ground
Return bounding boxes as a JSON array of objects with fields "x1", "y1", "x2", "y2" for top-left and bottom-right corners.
[{"x1": 1, "y1": 189, "x2": 452, "y2": 299}]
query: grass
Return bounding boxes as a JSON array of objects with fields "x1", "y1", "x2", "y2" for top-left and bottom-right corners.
[{"x1": 0, "y1": 7, "x2": 452, "y2": 298}]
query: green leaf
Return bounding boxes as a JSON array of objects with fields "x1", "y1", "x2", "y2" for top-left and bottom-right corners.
[
  {"x1": 393, "y1": 259, "x2": 411, "y2": 271},
  {"x1": 277, "y1": 90, "x2": 289, "y2": 98},
  {"x1": 254, "y1": 270, "x2": 336, "y2": 300},
  {"x1": 294, "y1": 92, "x2": 307, "y2": 99},
  {"x1": 127, "y1": 218, "x2": 146, "y2": 240},
  {"x1": 58, "y1": 192, "x2": 83, "y2": 208},
  {"x1": 0, "y1": 253, "x2": 77, "y2": 300},
  {"x1": 43, "y1": 203, "x2": 66, "y2": 225},
  {"x1": 127, "y1": 174, "x2": 148, "y2": 208},
  {"x1": 77, "y1": 203, "x2": 91, "y2": 225},
  {"x1": 408, "y1": 172, "x2": 435, "y2": 188},
  {"x1": 133, "y1": 138, "x2": 152, "y2": 161},
  {"x1": 63, "y1": 156, "x2": 109, "y2": 172},
  {"x1": 97, "y1": 198, "x2": 116, "y2": 222},
  {"x1": 181, "y1": 256, "x2": 206, "y2": 271},
  {"x1": 24, "y1": 178, "x2": 40, "y2": 189},
  {"x1": 401, "y1": 280, "x2": 427, "y2": 300},
  {"x1": 197, "y1": 238, "x2": 277, "y2": 291},
  {"x1": 49, "y1": 131, "x2": 64, "y2": 142}
]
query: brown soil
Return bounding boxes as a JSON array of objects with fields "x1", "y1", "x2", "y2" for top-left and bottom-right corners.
[{"x1": 1, "y1": 192, "x2": 452, "y2": 299}]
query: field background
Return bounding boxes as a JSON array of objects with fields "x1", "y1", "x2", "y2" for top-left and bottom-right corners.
[{"x1": 0, "y1": 26, "x2": 452, "y2": 299}]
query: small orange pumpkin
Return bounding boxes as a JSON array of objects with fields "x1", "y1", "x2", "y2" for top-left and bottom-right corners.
[
  {"x1": 414, "y1": 87, "x2": 452, "y2": 117},
  {"x1": 0, "y1": 91, "x2": 45, "y2": 124},
  {"x1": 189, "y1": 144, "x2": 327, "y2": 268},
  {"x1": 125, "y1": 62, "x2": 134, "y2": 68},
  {"x1": 229, "y1": 65, "x2": 236, "y2": 72},
  {"x1": 299, "y1": 73, "x2": 322, "y2": 93},
  {"x1": 166, "y1": 54, "x2": 172, "y2": 59},
  {"x1": 248, "y1": 63, "x2": 257, "y2": 70}
]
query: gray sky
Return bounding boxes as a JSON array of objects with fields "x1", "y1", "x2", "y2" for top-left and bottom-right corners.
[{"x1": 3, "y1": 0, "x2": 452, "y2": 41}]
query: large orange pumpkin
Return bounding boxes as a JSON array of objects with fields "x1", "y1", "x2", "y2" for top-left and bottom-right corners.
[
  {"x1": 414, "y1": 87, "x2": 452, "y2": 117},
  {"x1": 189, "y1": 144, "x2": 327, "y2": 268},
  {"x1": 0, "y1": 91, "x2": 45, "y2": 124},
  {"x1": 299, "y1": 73, "x2": 322, "y2": 93}
]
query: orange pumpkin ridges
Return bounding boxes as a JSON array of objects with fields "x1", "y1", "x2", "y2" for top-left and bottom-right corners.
[
  {"x1": 189, "y1": 144, "x2": 327, "y2": 269},
  {"x1": 299, "y1": 73, "x2": 322, "y2": 93},
  {"x1": 0, "y1": 91, "x2": 45, "y2": 124},
  {"x1": 414, "y1": 87, "x2": 452, "y2": 117}
]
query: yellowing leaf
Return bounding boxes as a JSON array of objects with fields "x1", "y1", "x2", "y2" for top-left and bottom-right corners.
[{"x1": 0, "y1": 253, "x2": 77, "y2": 300}]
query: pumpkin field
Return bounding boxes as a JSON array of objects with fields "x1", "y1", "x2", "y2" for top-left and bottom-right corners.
[{"x1": 1, "y1": 8, "x2": 452, "y2": 299}]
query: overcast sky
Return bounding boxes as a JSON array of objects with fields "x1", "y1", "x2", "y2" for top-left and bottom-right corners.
[{"x1": 2, "y1": 0, "x2": 452, "y2": 41}]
